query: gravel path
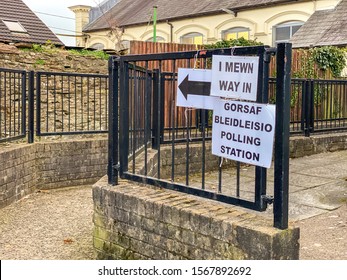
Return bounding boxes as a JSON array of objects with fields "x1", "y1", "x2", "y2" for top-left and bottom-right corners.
[
  {"x1": 0, "y1": 186, "x2": 95, "y2": 260},
  {"x1": 0, "y1": 184, "x2": 346, "y2": 260}
]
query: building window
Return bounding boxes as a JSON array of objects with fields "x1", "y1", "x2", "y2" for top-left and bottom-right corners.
[
  {"x1": 222, "y1": 27, "x2": 250, "y2": 40},
  {"x1": 146, "y1": 36, "x2": 165, "y2": 42},
  {"x1": 2, "y1": 20, "x2": 27, "y2": 34},
  {"x1": 273, "y1": 21, "x2": 303, "y2": 45},
  {"x1": 180, "y1": 32, "x2": 203, "y2": 45}
]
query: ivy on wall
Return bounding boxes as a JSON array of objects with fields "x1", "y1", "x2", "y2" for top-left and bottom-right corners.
[
  {"x1": 292, "y1": 46, "x2": 347, "y2": 79},
  {"x1": 312, "y1": 46, "x2": 346, "y2": 78}
]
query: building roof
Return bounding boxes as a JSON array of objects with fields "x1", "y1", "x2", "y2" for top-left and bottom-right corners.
[
  {"x1": 84, "y1": 0, "x2": 307, "y2": 32},
  {"x1": 0, "y1": 0, "x2": 63, "y2": 45},
  {"x1": 290, "y1": 0, "x2": 347, "y2": 48}
]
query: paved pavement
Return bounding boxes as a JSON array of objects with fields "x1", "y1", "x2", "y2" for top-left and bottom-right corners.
[
  {"x1": 186, "y1": 150, "x2": 347, "y2": 221},
  {"x1": 0, "y1": 150, "x2": 346, "y2": 259}
]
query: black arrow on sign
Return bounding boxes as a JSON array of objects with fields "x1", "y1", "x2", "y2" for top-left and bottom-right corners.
[{"x1": 178, "y1": 74, "x2": 211, "y2": 100}]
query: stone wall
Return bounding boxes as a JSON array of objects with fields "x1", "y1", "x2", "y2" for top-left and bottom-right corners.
[
  {"x1": 0, "y1": 138, "x2": 107, "y2": 208},
  {"x1": 93, "y1": 177, "x2": 299, "y2": 260},
  {"x1": 289, "y1": 132, "x2": 347, "y2": 158},
  {"x1": 0, "y1": 43, "x2": 108, "y2": 74}
]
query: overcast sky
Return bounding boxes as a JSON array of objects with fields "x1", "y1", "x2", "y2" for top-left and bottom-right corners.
[{"x1": 22, "y1": 0, "x2": 102, "y2": 46}]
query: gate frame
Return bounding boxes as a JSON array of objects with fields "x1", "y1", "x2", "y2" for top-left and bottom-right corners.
[{"x1": 108, "y1": 43, "x2": 292, "y2": 229}]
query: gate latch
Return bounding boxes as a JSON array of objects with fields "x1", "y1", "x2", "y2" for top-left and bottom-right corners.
[{"x1": 261, "y1": 195, "x2": 274, "y2": 205}]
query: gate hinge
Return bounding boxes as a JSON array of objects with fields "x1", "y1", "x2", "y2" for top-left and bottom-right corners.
[
  {"x1": 113, "y1": 164, "x2": 120, "y2": 171},
  {"x1": 261, "y1": 195, "x2": 274, "y2": 205}
]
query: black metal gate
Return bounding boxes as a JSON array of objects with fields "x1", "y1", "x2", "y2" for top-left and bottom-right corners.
[{"x1": 108, "y1": 44, "x2": 292, "y2": 229}]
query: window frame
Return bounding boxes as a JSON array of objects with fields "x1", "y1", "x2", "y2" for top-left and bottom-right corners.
[
  {"x1": 180, "y1": 32, "x2": 203, "y2": 45},
  {"x1": 273, "y1": 21, "x2": 303, "y2": 45},
  {"x1": 2, "y1": 20, "x2": 27, "y2": 34},
  {"x1": 222, "y1": 27, "x2": 250, "y2": 41}
]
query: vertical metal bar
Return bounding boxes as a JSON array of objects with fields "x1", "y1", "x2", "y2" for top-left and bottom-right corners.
[
  {"x1": 132, "y1": 63, "x2": 137, "y2": 174},
  {"x1": 99, "y1": 77, "x2": 102, "y2": 130},
  {"x1": 61, "y1": 75, "x2": 65, "y2": 132},
  {"x1": 74, "y1": 75, "x2": 77, "y2": 131},
  {"x1": 304, "y1": 80, "x2": 312, "y2": 136},
  {"x1": 309, "y1": 80, "x2": 314, "y2": 133},
  {"x1": 0, "y1": 71, "x2": 2, "y2": 138},
  {"x1": 9, "y1": 72, "x2": 12, "y2": 137},
  {"x1": 274, "y1": 42, "x2": 292, "y2": 230},
  {"x1": 68, "y1": 76, "x2": 71, "y2": 131},
  {"x1": 301, "y1": 80, "x2": 306, "y2": 134},
  {"x1": 93, "y1": 77, "x2": 96, "y2": 130},
  {"x1": 171, "y1": 67, "x2": 176, "y2": 182},
  {"x1": 28, "y1": 71, "x2": 34, "y2": 143},
  {"x1": 108, "y1": 57, "x2": 119, "y2": 185},
  {"x1": 236, "y1": 162, "x2": 240, "y2": 197},
  {"x1": 218, "y1": 157, "x2": 222, "y2": 193},
  {"x1": 3, "y1": 72, "x2": 7, "y2": 137},
  {"x1": 53, "y1": 75, "x2": 57, "y2": 132},
  {"x1": 87, "y1": 77, "x2": 90, "y2": 131},
  {"x1": 157, "y1": 61, "x2": 162, "y2": 179},
  {"x1": 185, "y1": 76, "x2": 190, "y2": 186},
  {"x1": 255, "y1": 50, "x2": 267, "y2": 211},
  {"x1": 201, "y1": 109, "x2": 206, "y2": 190},
  {"x1": 144, "y1": 61, "x2": 150, "y2": 176},
  {"x1": 152, "y1": 69, "x2": 160, "y2": 149},
  {"x1": 36, "y1": 73, "x2": 41, "y2": 136},
  {"x1": 119, "y1": 59, "x2": 130, "y2": 175},
  {"x1": 21, "y1": 72, "x2": 26, "y2": 139},
  {"x1": 80, "y1": 76, "x2": 84, "y2": 130}
]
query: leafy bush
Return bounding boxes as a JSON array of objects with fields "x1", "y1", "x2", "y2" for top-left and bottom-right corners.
[
  {"x1": 203, "y1": 37, "x2": 263, "y2": 50},
  {"x1": 312, "y1": 46, "x2": 346, "y2": 78}
]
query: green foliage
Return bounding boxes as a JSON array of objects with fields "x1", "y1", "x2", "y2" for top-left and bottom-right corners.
[
  {"x1": 292, "y1": 49, "x2": 317, "y2": 79},
  {"x1": 68, "y1": 49, "x2": 110, "y2": 60},
  {"x1": 312, "y1": 46, "x2": 346, "y2": 78},
  {"x1": 203, "y1": 37, "x2": 263, "y2": 50}
]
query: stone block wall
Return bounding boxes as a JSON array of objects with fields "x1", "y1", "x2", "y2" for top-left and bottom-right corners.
[
  {"x1": 289, "y1": 132, "x2": 347, "y2": 158},
  {"x1": 0, "y1": 144, "x2": 37, "y2": 207},
  {"x1": 93, "y1": 176, "x2": 299, "y2": 260},
  {"x1": 0, "y1": 43, "x2": 108, "y2": 74},
  {"x1": 0, "y1": 138, "x2": 107, "y2": 208}
]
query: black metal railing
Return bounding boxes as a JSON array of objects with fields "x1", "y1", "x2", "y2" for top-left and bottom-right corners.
[
  {"x1": 269, "y1": 78, "x2": 347, "y2": 136},
  {"x1": 35, "y1": 71, "x2": 109, "y2": 136},
  {"x1": 108, "y1": 45, "x2": 292, "y2": 229},
  {"x1": 0, "y1": 68, "x2": 26, "y2": 143}
]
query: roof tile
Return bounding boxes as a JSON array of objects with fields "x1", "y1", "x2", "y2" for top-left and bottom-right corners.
[{"x1": 0, "y1": 0, "x2": 63, "y2": 45}]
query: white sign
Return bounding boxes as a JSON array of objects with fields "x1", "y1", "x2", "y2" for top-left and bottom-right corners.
[
  {"x1": 210, "y1": 55, "x2": 259, "y2": 101},
  {"x1": 212, "y1": 99, "x2": 276, "y2": 168},
  {"x1": 177, "y1": 68, "x2": 216, "y2": 110}
]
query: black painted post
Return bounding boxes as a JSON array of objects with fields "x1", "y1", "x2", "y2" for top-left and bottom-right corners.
[
  {"x1": 107, "y1": 57, "x2": 119, "y2": 185},
  {"x1": 274, "y1": 43, "x2": 292, "y2": 229},
  {"x1": 255, "y1": 50, "x2": 267, "y2": 211},
  {"x1": 35, "y1": 73, "x2": 41, "y2": 137},
  {"x1": 119, "y1": 60, "x2": 129, "y2": 175},
  {"x1": 151, "y1": 69, "x2": 160, "y2": 149},
  {"x1": 27, "y1": 71, "x2": 34, "y2": 143}
]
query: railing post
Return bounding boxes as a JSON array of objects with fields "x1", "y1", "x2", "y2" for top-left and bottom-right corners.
[
  {"x1": 107, "y1": 56, "x2": 119, "y2": 185},
  {"x1": 303, "y1": 80, "x2": 313, "y2": 137},
  {"x1": 119, "y1": 59, "x2": 129, "y2": 175},
  {"x1": 27, "y1": 71, "x2": 35, "y2": 143},
  {"x1": 35, "y1": 72, "x2": 42, "y2": 137},
  {"x1": 151, "y1": 69, "x2": 161, "y2": 149},
  {"x1": 309, "y1": 80, "x2": 315, "y2": 134},
  {"x1": 274, "y1": 43, "x2": 292, "y2": 230},
  {"x1": 255, "y1": 49, "x2": 267, "y2": 211}
]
